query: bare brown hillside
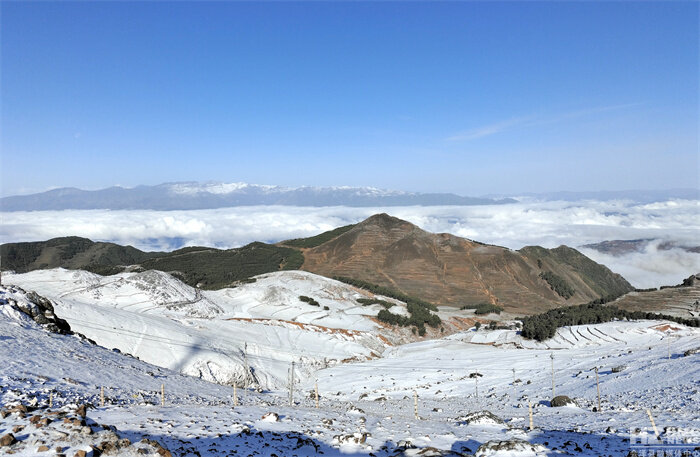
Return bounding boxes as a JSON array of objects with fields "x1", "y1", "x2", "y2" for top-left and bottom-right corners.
[
  {"x1": 609, "y1": 274, "x2": 700, "y2": 319},
  {"x1": 301, "y1": 213, "x2": 633, "y2": 313}
]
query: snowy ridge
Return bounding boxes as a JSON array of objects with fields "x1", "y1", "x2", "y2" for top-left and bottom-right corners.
[{"x1": 4, "y1": 269, "x2": 396, "y2": 389}]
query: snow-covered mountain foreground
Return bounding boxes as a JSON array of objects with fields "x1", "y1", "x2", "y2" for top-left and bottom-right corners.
[
  {"x1": 4, "y1": 269, "x2": 403, "y2": 389},
  {"x1": 2, "y1": 283, "x2": 699, "y2": 456}
]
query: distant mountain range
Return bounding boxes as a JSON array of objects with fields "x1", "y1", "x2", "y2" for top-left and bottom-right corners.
[
  {"x1": 0, "y1": 213, "x2": 633, "y2": 314},
  {"x1": 493, "y1": 188, "x2": 699, "y2": 203},
  {"x1": 0, "y1": 182, "x2": 517, "y2": 211},
  {"x1": 582, "y1": 239, "x2": 700, "y2": 256}
]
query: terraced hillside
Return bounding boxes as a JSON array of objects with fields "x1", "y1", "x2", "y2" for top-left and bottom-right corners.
[{"x1": 608, "y1": 274, "x2": 700, "y2": 318}]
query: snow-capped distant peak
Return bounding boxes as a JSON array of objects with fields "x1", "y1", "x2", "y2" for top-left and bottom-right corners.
[
  {"x1": 169, "y1": 182, "x2": 257, "y2": 195},
  {"x1": 166, "y1": 182, "x2": 406, "y2": 197},
  {"x1": 1, "y1": 181, "x2": 513, "y2": 211}
]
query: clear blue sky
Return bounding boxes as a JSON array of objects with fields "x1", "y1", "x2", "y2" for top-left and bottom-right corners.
[{"x1": 1, "y1": 1, "x2": 698, "y2": 196}]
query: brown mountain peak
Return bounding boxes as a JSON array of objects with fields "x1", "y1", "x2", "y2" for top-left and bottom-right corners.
[
  {"x1": 357, "y1": 213, "x2": 414, "y2": 230},
  {"x1": 301, "y1": 215, "x2": 633, "y2": 313}
]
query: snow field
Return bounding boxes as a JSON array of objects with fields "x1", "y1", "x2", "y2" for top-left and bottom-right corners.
[{"x1": 2, "y1": 273, "x2": 699, "y2": 456}]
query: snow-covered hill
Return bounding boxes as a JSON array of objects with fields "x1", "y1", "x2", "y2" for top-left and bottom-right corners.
[
  {"x1": 2, "y1": 283, "x2": 699, "y2": 456},
  {"x1": 4, "y1": 269, "x2": 400, "y2": 389}
]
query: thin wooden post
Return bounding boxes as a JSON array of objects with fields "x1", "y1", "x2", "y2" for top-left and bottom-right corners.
[
  {"x1": 160, "y1": 384, "x2": 164, "y2": 406},
  {"x1": 550, "y1": 352, "x2": 555, "y2": 398},
  {"x1": 413, "y1": 390, "x2": 418, "y2": 420},
  {"x1": 594, "y1": 367, "x2": 601, "y2": 412},
  {"x1": 244, "y1": 343, "x2": 249, "y2": 404},
  {"x1": 289, "y1": 361, "x2": 295, "y2": 406},
  {"x1": 314, "y1": 381, "x2": 319, "y2": 409},
  {"x1": 646, "y1": 409, "x2": 660, "y2": 440},
  {"x1": 528, "y1": 401, "x2": 534, "y2": 430},
  {"x1": 233, "y1": 384, "x2": 238, "y2": 407},
  {"x1": 100, "y1": 386, "x2": 104, "y2": 407},
  {"x1": 49, "y1": 391, "x2": 53, "y2": 408}
]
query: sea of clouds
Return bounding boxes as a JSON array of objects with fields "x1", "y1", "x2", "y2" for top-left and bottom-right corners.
[{"x1": 1, "y1": 198, "x2": 698, "y2": 288}]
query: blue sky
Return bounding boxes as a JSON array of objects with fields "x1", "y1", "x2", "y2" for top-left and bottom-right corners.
[{"x1": 1, "y1": 1, "x2": 698, "y2": 196}]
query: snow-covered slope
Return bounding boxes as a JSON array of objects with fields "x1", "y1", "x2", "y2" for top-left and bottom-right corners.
[
  {"x1": 4, "y1": 269, "x2": 397, "y2": 389},
  {"x1": 3, "y1": 284, "x2": 699, "y2": 456}
]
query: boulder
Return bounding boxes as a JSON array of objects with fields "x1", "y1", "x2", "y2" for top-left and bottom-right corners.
[
  {"x1": 455, "y1": 410, "x2": 505, "y2": 426},
  {"x1": 551, "y1": 395, "x2": 577, "y2": 407},
  {"x1": 332, "y1": 432, "x2": 370, "y2": 446},
  {"x1": 476, "y1": 439, "x2": 547, "y2": 456},
  {"x1": 261, "y1": 412, "x2": 279, "y2": 422},
  {"x1": 0, "y1": 434, "x2": 16, "y2": 447}
]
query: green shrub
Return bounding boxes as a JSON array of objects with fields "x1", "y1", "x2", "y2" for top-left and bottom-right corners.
[
  {"x1": 333, "y1": 276, "x2": 438, "y2": 311},
  {"x1": 283, "y1": 224, "x2": 357, "y2": 248},
  {"x1": 357, "y1": 298, "x2": 394, "y2": 309},
  {"x1": 460, "y1": 303, "x2": 504, "y2": 315},
  {"x1": 539, "y1": 271, "x2": 575, "y2": 299},
  {"x1": 520, "y1": 300, "x2": 700, "y2": 342},
  {"x1": 299, "y1": 295, "x2": 320, "y2": 307}
]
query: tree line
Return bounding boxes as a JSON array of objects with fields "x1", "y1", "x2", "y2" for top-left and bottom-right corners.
[{"x1": 520, "y1": 301, "x2": 700, "y2": 341}]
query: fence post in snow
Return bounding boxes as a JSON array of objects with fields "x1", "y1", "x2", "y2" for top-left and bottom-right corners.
[
  {"x1": 289, "y1": 361, "x2": 295, "y2": 406},
  {"x1": 594, "y1": 367, "x2": 601, "y2": 412},
  {"x1": 100, "y1": 386, "x2": 104, "y2": 407},
  {"x1": 161, "y1": 384, "x2": 165, "y2": 407},
  {"x1": 528, "y1": 401, "x2": 534, "y2": 431},
  {"x1": 413, "y1": 390, "x2": 418, "y2": 420},
  {"x1": 550, "y1": 352, "x2": 555, "y2": 398},
  {"x1": 314, "y1": 381, "x2": 319, "y2": 409},
  {"x1": 646, "y1": 409, "x2": 660, "y2": 440},
  {"x1": 244, "y1": 343, "x2": 249, "y2": 404},
  {"x1": 49, "y1": 391, "x2": 53, "y2": 408}
]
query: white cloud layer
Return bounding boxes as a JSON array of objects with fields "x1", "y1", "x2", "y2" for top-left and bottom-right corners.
[{"x1": 1, "y1": 199, "x2": 698, "y2": 289}]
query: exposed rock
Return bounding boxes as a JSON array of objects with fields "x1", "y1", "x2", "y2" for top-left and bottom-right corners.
[
  {"x1": 76, "y1": 404, "x2": 87, "y2": 418},
  {"x1": 333, "y1": 432, "x2": 370, "y2": 446},
  {"x1": 0, "y1": 433, "x2": 16, "y2": 447},
  {"x1": 475, "y1": 439, "x2": 547, "y2": 456},
  {"x1": 348, "y1": 405, "x2": 365, "y2": 415},
  {"x1": 261, "y1": 412, "x2": 279, "y2": 422},
  {"x1": 550, "y1": 395, "x2": 577, "y2": 407},
  {"x1": 455, "y1": 410, "x2": 505, "y2": 426},
  {"x1": 402, "y1": 447, "x2": 461, "y2": 456},
  {"x1": 6, "y1": 288, "x2": 73, "y2": 334}
]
